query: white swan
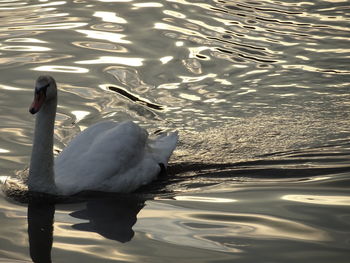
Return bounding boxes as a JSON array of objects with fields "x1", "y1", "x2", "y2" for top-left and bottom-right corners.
[{"x1": 28, "y1": 75, "x2": 178, "y2": 195}]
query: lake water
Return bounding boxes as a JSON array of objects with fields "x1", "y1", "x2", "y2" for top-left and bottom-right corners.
[{"x1": 0, "y1": 0, "x2": 350, "y2": 262}]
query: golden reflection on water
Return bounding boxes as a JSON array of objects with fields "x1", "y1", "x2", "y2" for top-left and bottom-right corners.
[
  {"x1": 97, "y1": 0, "x2": 133, "y2": 2},
  {"x1": 179, "y1": 93, "x2": 201, "y2": 101},
  {"x1": 32, "y1": 65, "x2": 89, "y2": 73},
  {"x1": 54, "y1": 220, "x2": 137, "y2": 261},
  {"x1": 174, "y1": 196, "x2": 236, "y2": 203},
  {"x1": 75, "y1": 30, "x2": 130, "y2": 44},
  {"x1": 0, "y1": 84, "x2": 25, "y2": 91},
  {"x1": 132, "y1": 2, "x2": 163, "y2": 9},
  {"x1": 137, "y1": 200, "x2": 330, "y2": 253},
  {"x1": 0, "y1": 148, "x2": 10, "y2": 153},
  {"x1": 93, "y1": 11, "x2": 127, "y2": 24},
  {"x1": 72, "y1": 41, "x2": 128, "y2": 53},
  {"x1": 179, "y1": 73, "x2": 217, "y2": 83},
  {"x1": 154, "y1": 22, "x2": 206, "y2": 38},
  {"x1": 160, "y1": 56, "x2": 173, "y2": 64},
  {"x1": 283, "y1": 64, "x2": 350, "y2": 74},
  {"x1": 305, "y1": 47, "x2": 350, "y2": 54},
  {"x1": 282, "y1": 194, "x2": 350, "y2": 206},
  {"x1": 0, "y1": 45, "x2": 51, "y2": 52},
  {"x1": 76, "y1": 56, "x2": 143, "y2": 66},
  {"x1": 1, "y1": 22, "x2": 87, "y2": 31},
  {"x1": 4, "y1": 38, "x2": 47, "y2": 43},
  {"x1": 0, "y1": 53, "x2": 73, "y2": 66},
  {"x1": 0, "y1": 199, "x2": 28, "y2": 261}
]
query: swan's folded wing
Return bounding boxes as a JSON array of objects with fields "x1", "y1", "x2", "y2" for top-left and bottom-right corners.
[
  {"x1": 148, "y1": 131, "x2": 178, "y2": 166},
  {"x1": 56, "y1": 121, "x2": 118, "y2": 162},
  {"x1": 54, "y1": 121, "x2": 148, "y2": 194}
]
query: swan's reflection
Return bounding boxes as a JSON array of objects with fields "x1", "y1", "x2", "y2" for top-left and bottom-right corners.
[
  {"x1": 70, "y1": 194, "x2": 145, "y2": 242},
  {"x1": 27, "y1": 193, "x2": 55, "y2": 263},
  {"x1": 27, "y1": 192, "x2": 146, "y2": 262}
]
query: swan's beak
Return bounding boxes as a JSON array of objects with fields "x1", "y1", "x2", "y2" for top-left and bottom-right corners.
[{"x1": 29, "y1": 89, "x2": 46, "y2": 114}]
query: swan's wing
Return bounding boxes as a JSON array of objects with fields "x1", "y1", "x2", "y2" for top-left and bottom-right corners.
[
  {"x1": 100, "y1": 131, "x2": 179, "y2": 193},
  {"x1": 148, "y1": 131, "x2": 179, "y2": 165},
  {"x1": 56, "y1": 121, "x2": 118, "y2": 159},
  {"x1": 55, "y1": 121, "x2": 148, "y2": 194}
]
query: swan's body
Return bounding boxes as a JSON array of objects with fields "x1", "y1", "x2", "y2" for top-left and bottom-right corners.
[{"x1": 28, "y1": 76, "x2": 178, "y2": 195}]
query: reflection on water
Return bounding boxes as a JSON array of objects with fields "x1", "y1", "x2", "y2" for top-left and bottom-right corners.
[
  {"x1": 282, "y1": 194, "x2": 350, "y2": 206},
  {"x1": 70, "y1": 195, "x2": 145, "y2": 242},
  {"x1": 27, "y1": 196, "x2": 55, "y2": 263},
  {"x1": 27, "y1": 193, "x2": 146, "y2": 262},
  {"x1": 33, "y1": 65, "x2": 89, "y2": 73},
  {"x1": 21, "y1": 177, "x2": 350, "y2": 262},
  {"x1": 0, "y1": 0, "x2": 350, "y2": 262}
]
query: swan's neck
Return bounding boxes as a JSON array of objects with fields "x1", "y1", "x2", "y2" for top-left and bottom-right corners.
[{"x1": 28, "y1": 97, "x2": 57, "y2": 194}]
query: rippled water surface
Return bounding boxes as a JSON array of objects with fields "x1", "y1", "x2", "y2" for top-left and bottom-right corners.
[{"x1": 0, "y1": 0, "x2": 350, "y2": 262}]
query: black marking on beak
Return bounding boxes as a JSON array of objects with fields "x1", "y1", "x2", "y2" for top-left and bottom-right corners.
[{"x1": 29, "y1": 83, "x2": 50, "y2": 114}]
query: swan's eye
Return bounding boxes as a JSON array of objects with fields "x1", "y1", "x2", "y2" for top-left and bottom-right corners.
[{"x1": 35, "y1": 82, "x2": 50, "y2": 95}]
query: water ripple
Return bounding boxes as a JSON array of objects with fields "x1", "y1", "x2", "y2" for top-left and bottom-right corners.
[
  {"x1": 72, "y1": 41, "x2": 128, "y2": 53},
  {"x1": 0, "y1": 2, "x2": 349, "y2": 262}
]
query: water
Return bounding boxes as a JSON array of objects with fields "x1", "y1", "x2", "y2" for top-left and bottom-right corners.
[{"x1": 0, "y1": 0, "x2": 350, "y2": 262}]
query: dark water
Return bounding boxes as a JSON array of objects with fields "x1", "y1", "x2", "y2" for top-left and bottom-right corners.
[{"x1": 0, "y1": 0, "x2": 350, "y2": 262}]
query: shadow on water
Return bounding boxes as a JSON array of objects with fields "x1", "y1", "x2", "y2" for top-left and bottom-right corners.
[
  {"x1": 27, "y1": 192, "x2": 146, "y2": 262},
  {"x1": 70, "y1": 194, "x2": 145, "y2": 243},
  {"x1": 27, "y1": 194, "x2": 55, "y2": 263}
]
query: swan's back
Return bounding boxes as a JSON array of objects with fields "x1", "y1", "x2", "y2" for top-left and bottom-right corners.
[{"x1": 54, "y1": 121, "x2": 178, "y2": 195}]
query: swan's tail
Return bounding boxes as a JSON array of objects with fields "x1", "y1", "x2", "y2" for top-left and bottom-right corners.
[{"x1": 149, "y1": 131, "x2": 178, "y2": 166}]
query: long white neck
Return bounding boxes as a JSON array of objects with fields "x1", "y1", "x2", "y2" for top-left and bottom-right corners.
[{"x1": 28, "y1": 97, "x2": 57, "y2": 194}]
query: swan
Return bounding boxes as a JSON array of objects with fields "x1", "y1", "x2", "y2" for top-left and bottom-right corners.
[{"x1": 28, "y1": 75, "x2": 178, "y2": 195}]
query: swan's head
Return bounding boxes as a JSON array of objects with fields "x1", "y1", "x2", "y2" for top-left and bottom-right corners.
[{"x1": 29, "y1": 75, "x2": 57, "y2": 114}]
